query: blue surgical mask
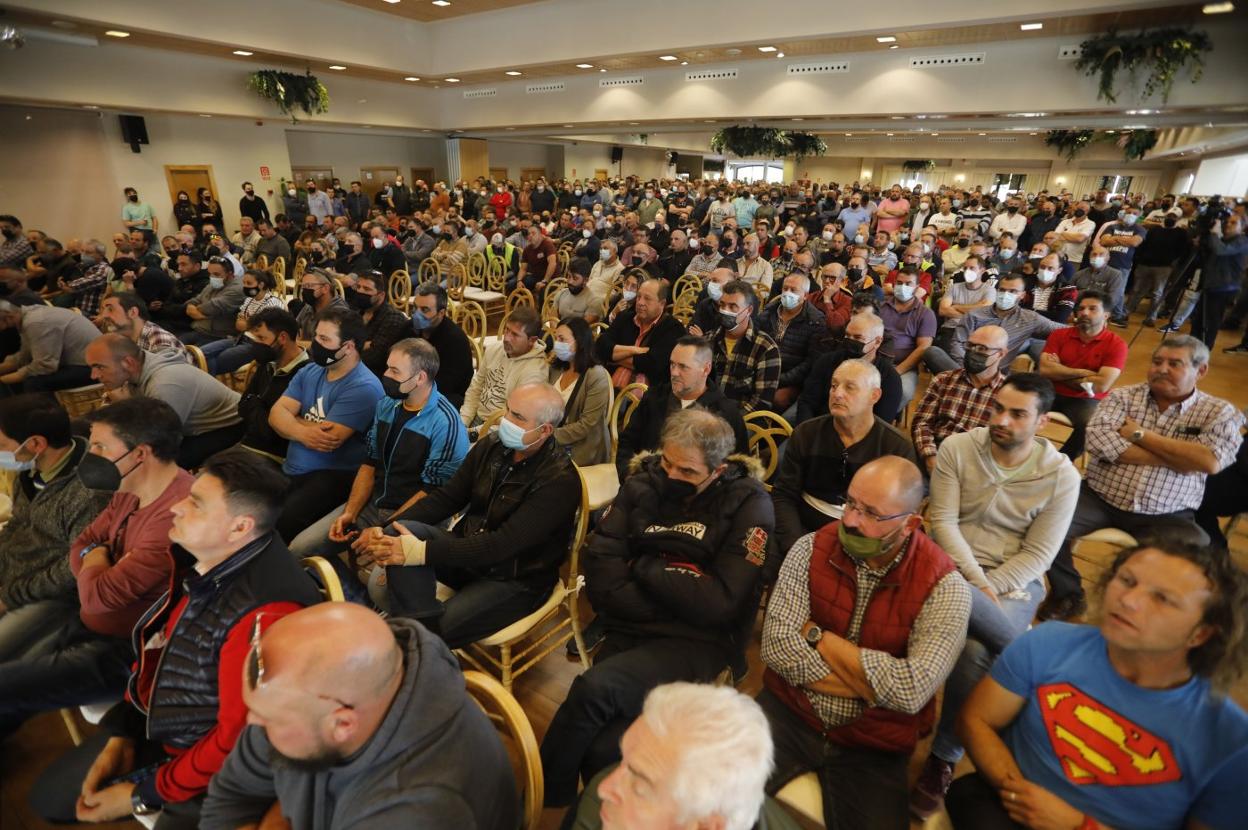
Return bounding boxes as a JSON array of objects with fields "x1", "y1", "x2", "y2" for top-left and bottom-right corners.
[
  {"x1": 0, "y1": 438, "x2": 36, "y2": 472},
  {"x1": 411, "y1": 311, "x2": 432, "y2": 332},
  {"x1": 552, "y1": 340, "x2": 574, "y2": 362},
  {"x1": 996, "y1": 291, "x2": 1019, "y2": 311},
  {"x1": 706, "y1": 281, "x2": 723, "y2": 301},
  {"x1": 780, "y1": 291, "x2": 802, "y2": 310},
  {"x1": 599, "y1": 248, "x2": 612, "y2": 261},
  {"x1": 497, "y1": 416, "x2": 538, "y2": 450},
  {"x1": 622, "y1": 289, "x2": 637, "y2": 302}
]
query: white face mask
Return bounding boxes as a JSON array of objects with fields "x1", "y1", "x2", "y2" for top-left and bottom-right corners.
[
  {"x1": 373, "y1": 237, "x2": 385, "y2": 249},
  {"x1": 287, "y1": 188, "x2": 297, "y2": 197},
  {"x1": 1091, "y1": 256, "x2": 1108, "y2": 269},
  {"x1": 1037, "y1": 269, "x2": 1058, "y2": 284},
  {"x1": 822, "y1": 230, "x2": 834, "y2": 241},
  {"x1": 996, "y1": 291, "x2": 1019, "y2": 311},
  {"x1": 689, "y1": 238, "x2": 700, "y2": 250},
  {"x1": 894, "y1": 283, "x2": 916, "y2": 302},
  {"x1": 780, "y1": 291, "x2": 802, "y2": 310},
  {"x1": 963, "y1": 270, "x2": 980, "y2": 284},
  {"x1": 582, "y1": 228, "x2": 592, "y2": 238}
]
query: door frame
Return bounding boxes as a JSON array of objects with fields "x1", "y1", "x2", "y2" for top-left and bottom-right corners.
[
  {"x1": 163, "y1": 164, "x2": 219, "y2": 206},
  {"x1": 411, "y1": 167, "x2": 436, "y2": 187},
  {"x1": 359, "y1": 166, "x2": 402, "y2": 200}
]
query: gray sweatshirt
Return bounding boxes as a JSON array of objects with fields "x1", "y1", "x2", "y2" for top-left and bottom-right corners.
[
  {"x1": 189, "y1": 279, "x2": 246, "y2": 337},
  {"x1": 137, "y1": 348, "x2": 242, "y2": 436},
  {"x1": 929, "y1": 426, "x2": 1080, "y2": 593},
  {"x1": 201, "y1": 619, "x2": 518, "y2": 830},
  {"x1": 14, "y1": 304, "x2": 101, "y2": 379}
]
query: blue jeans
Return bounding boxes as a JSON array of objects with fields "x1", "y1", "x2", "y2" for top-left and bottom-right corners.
[
  {"x1": 930, "y1": 578, "x2": 1045, "y2": 764},
  {"x1": 199, "y1": 338, "x2": 265, "y2": 374}
]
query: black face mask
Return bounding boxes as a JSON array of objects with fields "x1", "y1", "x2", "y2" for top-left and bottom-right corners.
[
  {"x1": 846, "y1": 266, "x2": 863, "y2": 281},
  {"x1": 243, "y1": 286, "x2": 260, "y2": 298},
  {"x1": 251, "y1": 340, "x2": 279, "y2": 364},
  {"x1": 309, "y1": 340, "x2": 344, "y2": 368},
  {"x1": 957, "y1": 239, "x2": 969, "y2": 248},
  {"x1": 381, "y1": 373, "x2": 416, "y2": 400},
  {"x1": 1074, "y1": 209, "x2": 1086, "y2": 218},
  {"x1": 301, "y1": 288, "x2": 319, "y2": 306},
  {"x1": 839, "y1": 338, "x2": 866, "y2": 359},
  {"x1": 660, "y1": 468, "x2": 705, "y2": 502},
  {"x1": 347, "y1": 289, "x2": 374, "y2": 312},
  {"x1": 963, "y1": 351, "x2": 991, "y2": 374},
  {"x1": 127, "y1": 194, "x2": 138, "y2": 202},
  {"x1": 77, "y1": 447, "x2": 139, "y2": 492},
  {"x1": 568, "y1": 282, "x2": 584, "y2": 295},
  {"x1": 0, "y1": 228, "x2": 15, "y2": 240},
  {"x1": 1007, "y1": 205, "x2": 1018, "y2": 214},
  {"x1": 245, "y1": 189, "x2": 255, "y2": 196}
]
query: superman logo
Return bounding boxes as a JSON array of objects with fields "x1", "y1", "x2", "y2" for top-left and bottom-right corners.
[{"x1": 1037, "y1": 683, "x2": 1181, "y2": 787}]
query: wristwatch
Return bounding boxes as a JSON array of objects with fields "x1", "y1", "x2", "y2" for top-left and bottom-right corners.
[
  {"x1": 1128, "y1": 428, "x2": 1145, "y2": 444},
  {"x1": 805, "y1": 625, "x2": 823, "y2": 647},
  {"x1": 131, "y1": 791, "x2": 160, "y2": 817}
]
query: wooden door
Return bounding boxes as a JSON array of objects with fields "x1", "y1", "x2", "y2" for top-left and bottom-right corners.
[
  {"x1": 164, "y1": 165, "x2": 217, "y2": 211},
  {"x1": 411, "y1": 167, "x2": 435, "y2": 187},
  {"x1": 292, "y1": 166, "x2": 335, "y2": 191},
  {"x1": 489, "y1": 167, "x2": 508, "y2": 183},
  {"x1": 520, "y1": 167, "x2": 546, "y2": 183},
  {"x1": 359, "y1": 166, "x2": 401, "y2": 201}
]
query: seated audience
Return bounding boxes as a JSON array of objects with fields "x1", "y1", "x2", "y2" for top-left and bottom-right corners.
[
  {"x1": 911, "y1": 374, "x2": 1080, "y2": 819},
  {"x1": 1038, "y1": 289, "x2": 1127, "y2": 459},
  {"x1": 756, "y1": 271, "x2": 827, "y2": 412},
  {"x1": 461, "y1": 306, "x2": 548, "y2": 428},
  {"x1": 774, "y1": 359, "x2": 917, "y2": 554},
  {"x1": 152, "y1": 252, "x2": 210, "y2": 330},
  {"x1": 1040, "y1": 335, "x2": 1244, "y2": 621},
  {"x1": 355, "y1": 383, "x2": 579, "y2": 643},
  {"x1": 290, "y1": 337, "x2": 468, "y2": 558},
  {"x1": 199, "y1": 267, "x2": 286, "y2": 374},
  {"x1": 934, "y1": 254, "x2": 995, "y2": 352},
  {"x1": 294, "y1": 268, "x2": 349, "y2": 343},
  {"x1": 595, "y1": 276, "x2": 685, "y2": 392},
  {"x1": 912, "y1": 324, "x2": 1010, "y2": 473},
  {"x1": 201, "y1": 603, "x2": 518, "y2": 830},
  {"x1": 759, "y1": 455, "x2": 971, "y2": 828},
  {"x1": 0, "y1": 398, "x2": 191, "y2": 738},
  {"x1": 796, "y1": 311, "x2": 902, "y2": 425},
  {"x1": 57, "y1": 238, "x2": 110, "y2": 318},
  {"x1": 687, "y1": 266, "x2": 735, "y2": 337},
  {"x1": 1072, "y1": 243, "x2": 1127, "y2": 328},
  {"x1": 1196, "y1": 429, "x2": 1248, "y2": 549},
  {"x1": 348, "y1": 270, "x2": 410, "y2": 377},
  {"x1": 807, "y1": 262, "x2": 854, "y2": 335},
  {"x1": 1021, "y1": 252, "x2": 1079, "y2": 324},
  {"x1": 880, "y1": 267, "x2": 938, "y2": 407},
  {"x1": 99, "y1": 293, "x2": 190, "y2": 363},
  {"x1": 549, "y1": 316, "x2": 613, "y2": 465},
  {"x1": 182, "y1": 256, "x2": 245, "y2": 345},
  {"x1": 236, "y1": 308, "x2": 309, "y2": 461},
  {"x1": 710, "y1": 279, "x2": 782, "y2": 413},
  {"x1": 950, "y1": 541, "x2": 1247, "y2": 830},
  {"x1": 28, "y1": 449, "x2": 321, "y2": 827},
  {"x1": 541, "y1": 408, "x2": 773, "y2": 806},
  {"x1": 555, "y1": 257, "x2": 600, "y2": 323},
  {"x1": 268, "y1": 307, "x2": 384, "y2": 542},
  {"x1": 411, "y1": 283, "x2": 473, "y2": 409},
  {"x1": 927, "y1": 271, "x2": 1066, "y2": 372},
  {"x1": 0, "y1": 299, "x2": 99, "y2": 392}
]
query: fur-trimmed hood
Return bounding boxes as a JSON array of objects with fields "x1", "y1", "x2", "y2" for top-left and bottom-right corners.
[{"x1": 627, "y1": 449, "x2": 766, "y2": 482}]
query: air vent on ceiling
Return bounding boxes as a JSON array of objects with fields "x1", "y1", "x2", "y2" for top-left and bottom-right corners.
[
  {"x1": 888, "y1": 135, "x2": 917, "y2": 142},
  {"x1": 462, "y1": 88, "x2": 497, "y2": 99},
  {"x1": 987, "y1": 136, "x2": 1018, "y2": 143},
  {"x1": 787, "y1": 60, "x2": 849, "y2": 76},
  {"x1": 909, "y1": 52, "x2": 986, "y2": 68},
  {"x1": 843, "y1": 136, "x2": 868, "y2": 142},
  {"x1": 935, "y1": 136, "x2": 966, "y2": 143},
  {"x1": 600, "y1": 75, "x2": 644, "y2": 88},
  {"x1": 1058, "y1": 44, "x2": 1083, "y2": 60},
  {"x1": 685, "y1": 68, "x2": 738, "y2": 82},
  {"x1": 525, "y1": 81, "x2": 565, "y2": 95}
]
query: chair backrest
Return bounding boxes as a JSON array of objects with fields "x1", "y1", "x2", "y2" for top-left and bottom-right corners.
[
  {"x1": 302, "y1": 556, "x2": 345, "y2": 602},
  {"x1": 54, "y1": 384, "x2": 107, "y2": 419},
  {"x1": 447, "y1": 263, "x2": 468, "y2": 302},
  {"x1": 671, "y1": 290, "x2": 698, "y2": 325},
  {"x1": 271, "y1": 256, "x2": 287, "y2": 281},
  {"x1": 462, "y1": 670, "x2": 544, "y2": 830},
  {"x1": 542, "y1": 277, "x2": 568, "y2": 307},
  {"x1": 332, "y1": 277, "x2": 346, "y2": 299},
  {"x1": 485, "y1": 257, "x2": 507, "y2": 293},
  {"x1": 389, "y1": 270, "x2": 413, "y2": 313},
  {"x1": 292, "y1": 255, "x2": 307, "y2": 283},
  {"x1": 215, "y1": 361, "x2": 257, "y2": 394},
  {"x1": 478, "y1": 408, "x2": 504, "y2": 439},
  {"x1": 611, "y1": 382, "x2": 648, "y2": 460},
  {"x1": 255, "y1": 254, "x2": 270, "y2": 270},
  {"x1": 744, "y1": 409, "x2": 793, "y2": 485},
  {"x1": 468, "y1": 336, "x2": 484, "y2": 371},
  {"x1": 417, "y1": 256, "x2": 442, "y2": 286},
  {"x1": 672, "y1": 272, "x2": 703, "y2": 302},
  {"x1": 466, "y1": 252, "x2": 487, "y2": 288},
  {"x1": 456, "y1": 299, "x2": 487, "y2": 346},
  {"x1": 185, "y1": 344, "x2": 209, "y2": 373}
]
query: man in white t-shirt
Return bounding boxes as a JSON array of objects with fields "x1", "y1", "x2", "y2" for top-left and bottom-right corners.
[
  {"x1": 988, "y1": 197, "x2": 1027, "y2": 241},
  {"x1": 1053, "y1": 202, "x2": 1096, "y2": 264}
]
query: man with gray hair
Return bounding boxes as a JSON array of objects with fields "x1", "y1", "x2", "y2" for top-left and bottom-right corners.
[
  {"x1": 295, "y1": 268, "x2": 349, "y2": 342},
  {"x1": 1039, "y1": 334, "x2": 1245, "y2": 621},
  {"x1": 0, "y1": 299, "x2": 99, "y2": 392},
  {"x1": 354, "y1": 382, "x2": 580, "y2": 648},
  {"x1": 541, "y1": 407, "x2": 775, "y2": 808},
  {"x1": 563, "y1": 682, "x2": 802, "y2": 830},
  {"x1": 756, "y1": 270, "x2": 828, "y2": 413}
]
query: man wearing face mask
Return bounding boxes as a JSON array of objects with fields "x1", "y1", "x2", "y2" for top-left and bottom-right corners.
[
  {"x1": 541, "y1": 408, "x2": 773, "y2": 807},
  {"x1": 365, "y1": 226, "x2": 405, "y2": 276},
  {"x1": 1054, "y1": 202, "x2": 1096, "y2": 267},
  {"x1": 910, "y1": 197, "x2": 935, "y2": 240},
  {"x1": 684, "y1": 231, "x2": 722, "y2": 281},
  {"x1": 268, "y1": 308, "x2": 384, "y2": 542},
  {"x1": 0, "y1": 395, "x2": 109, "y2": 660},
  {"x1": 238, "y1": 181, "x2": 270, "y2": 225},
  {"x1": 1021, "y1": 252, "x2": 1078, "y2": 324},
  {"x1": 934, "y1": 254, "x2": 996, "y2": 355},
  {"x1": 942, "y1": 231, "x2": 974, "y2": 273},
  {"x1": 1072, "y1": 243, "x2": 1126, "y2": 326},
  {"x1": 912, "y1": 325, "x2": 1010, "y2": 474},
  {"x1": 988, "y1": 198, "x2": 1027, "y2": 241},
  {"x1": 958, "y1": 196, "x2": 992, "y2": 238},
  {"x1": 656, "y1": 229, "x2": 694, "y2": 281},
  {"x1": 837, "y1": 194, "x2": 871, "y2": 243},
  {"x1": 281, "y1": 183, "x2": 309, "y2": 228},
  {"x1": 290, "y1": 337, "x2": 468, "y2": 566},
  {"x1": 293, "y1": 270, "x2": 349, "y2": 343},
  {"x1": 355, "y1": 382, "x2": 578, "y2": 646},
  {"x1": 1017, "y1": 198, "x2": 1061, "y2": 253},
  {"x1": 1092, "y1": 205, "x2": 1146, "y2": 327},
  {"x1": 709, "y1": 280, "x2": 781, "y2": 413},
  {"x1": 304, "y1": 179, "x2": 332, "y2": 223},
  {"x1": 98, "y1": 293, "x2": 190, "y2": 363},
  {"x1": 0, "y1": 298, "x2": 99, "y2": 393},
  {"x1": 760, "y1": 455, "x2": 970, "y2": 828},
  {"x1": 988, "y1": 235, "x2": 1022, "y2": 275},
  {"x1": 0, "y1": 215, "x2": 34, "y2": 270},
  {"x1": 461, "y1": 307, "x2": 549, "y2": 428},
  {"x1": 687, "y1": 267, "x2": 735, "y2": 337},
  {"x1": 554, "y1": 258, "x2": 599, "y2": 323},
  {"x1": 479, "y1": 230, "x2": 519, "y2": 292},
  {"x1": 756, "y1": 272, "x2": 827, "y2": 413},
  {"x1": 796, "y1": 312, "x2": 903, "y2": 425},
  {"x1": 0, "y1": 397, "x2": 192, "y2": 741},
  {"x1": 253, "y1": 219, "x2": 292, "y2": 267},
  {"x1": 182, "y1": 256, "x2": 246, "y2": 344},
  {"x1": 939, "y1": 273, "x2": 1065, "y2": 372},
  {"x1": 120, "y1": 187, "x2": 157, "y2": 233},
  {"x1": 350, "y1": 271, "x2": 410, "y2": 377}
]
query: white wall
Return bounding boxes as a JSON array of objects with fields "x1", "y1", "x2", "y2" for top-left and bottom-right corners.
[
  {"x1": 1192, "y1": 154, "x2": 1248, "y2": 198},
  {"x1": 486, "y1": 141, "x2": 556, "y2": 179},
  {"x1": 284, "y1": 130, "x2": 450, "y2": 184}
]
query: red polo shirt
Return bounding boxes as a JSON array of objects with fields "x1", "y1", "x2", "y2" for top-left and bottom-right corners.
[
  {"x1": 1042, "y1": 325, "x2": 1127, "y2": 399},
  {"x1": 522, "y1": 236, "x2": 557, "y2": 279}
]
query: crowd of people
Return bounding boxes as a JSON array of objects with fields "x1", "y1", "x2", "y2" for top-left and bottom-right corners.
[{"x1": 0, "y1": 170, "x2": 1246, "y2": 830}]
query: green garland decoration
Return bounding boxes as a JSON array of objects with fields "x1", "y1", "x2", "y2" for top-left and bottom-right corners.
[
  {"x1": 1044, "y1": 130, "x2": 1098, "y2": 162},
  {"x1": 1043, "y1": 128, "x2": 1159, "y2": 162},
  {"x1": 247, "y1": 70, "x2": 330, "y2": 122},
  {"x1": 709, "y1": 126, "x2": 827, "y2": 160},
  {"x1": 1074, "y1": 27, "x2": 1213, "y2": 104},
  {"x1": 1117, "y1": 129, "x2": 1160, "y2": 161}
]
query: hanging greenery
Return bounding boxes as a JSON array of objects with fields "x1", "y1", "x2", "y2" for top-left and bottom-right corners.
[
  {"x1": 1074, "y1": 27, "x2": 1213, "y2": 104},
  {"x1": 1043, "y1": 128, "x2": 1159, "y2": 162},
  {"x1": 1117, "y1": 129, "x2": 1160, "y2": 161},
  {"x1": 1044, "y1": 130, "x2": 1098, "y2": 162},
  {"x1": 709, "y1": 126, "x2": 827, "y2": 160},
  {"x1": 247, "y1": 70, "x2": 330, "y2": 122},
  {"x1": 901, "y1": 159, "x2": 936, "y2": 172}
]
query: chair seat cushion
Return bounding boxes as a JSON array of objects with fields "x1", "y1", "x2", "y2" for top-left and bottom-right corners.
[
  {"x1": 477, "y1": 582, "x2": 569, "y2": 646},
  {"x1": 579, "y1": 463, "x2": 620, "y2": 511},
  {"x1": 464, "y1": 288, "x2": 505, "y2": 303},
  {"x1": 776, "y1": 773, "x2": 822, "y2": 823}
]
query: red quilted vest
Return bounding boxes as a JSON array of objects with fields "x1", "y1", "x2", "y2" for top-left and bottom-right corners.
[{"x1": 764, "y1": 521, "x2": 956, "y2": 754}]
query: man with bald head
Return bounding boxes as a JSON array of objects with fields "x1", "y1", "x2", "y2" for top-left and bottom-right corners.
[
  {"x1": 354, "y1": 382, "x2": 580, "y2": 647},
  {"x1": 796, "y1": 311, "x2": 903, "y2": 425},
  {"x1": 201, "y1": 604, "x2": 518, "y2": 830},
  {"x1": 912, "y1": 324, "x2": 1009, "y2": 474},
  {"x1": 760, "y1": 455, "x2": 971, "y2": 827}
]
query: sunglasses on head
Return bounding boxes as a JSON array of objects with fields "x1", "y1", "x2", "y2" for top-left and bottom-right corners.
[{"x1": 246, "y1": 614, "x2": 355, "y2": 710}]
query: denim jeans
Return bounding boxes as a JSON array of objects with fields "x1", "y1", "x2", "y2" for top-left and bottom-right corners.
[
  {"x1": 199, "y1": 338, "x2": 265, "y2": 375},
  {"x1": 922, "y1": 345, "x2": 959, "y2": 375},
  {"x1": 930, "y1": 579, "x2": 1044, "y2": 764},
  {"x1": 899, "y1": 369, "x2": 919, "y2": 410}
]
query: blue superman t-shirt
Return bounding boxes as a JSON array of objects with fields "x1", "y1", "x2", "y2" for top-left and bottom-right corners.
[
  {"x1": 992, "y1": 622, "x2": 1248, "y2": 830},
  {"x1": 281, "y1": 360, "x2": 383, "y2": 475}
]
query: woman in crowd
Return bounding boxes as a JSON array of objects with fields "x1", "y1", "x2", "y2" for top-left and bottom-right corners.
[
  {"x1": 548, "y1": 316, "x2": 613, "y2": 465},
  {"x1": 199, "y1": 268, "x2": 286, "y2": 374}
]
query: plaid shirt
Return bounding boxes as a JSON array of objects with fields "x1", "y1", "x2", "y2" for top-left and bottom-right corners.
[
  {"x1": 761, "y1": 531, "x2": 970, "y2": 728},
  {"x1": 1086, "y1": 383, "x2": 1244, "y2": 514},
  {"x1": 711, "y1": 322, "x2": 781, "y2": 413},
  {"x1": 63, "y1": 263, "x2": 111, "y2": 318},
  {"x1": 138, "y1": 321, "x2": 191, "y2": 364},
  {"x1": 0, "y1": 235, "x2": 33, "y2": 269},
  {"x1": 912, "y1": 369, "x2": 1006, "y2": 459}
]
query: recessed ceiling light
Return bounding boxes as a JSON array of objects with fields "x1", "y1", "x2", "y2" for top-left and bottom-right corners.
[
  {"x1": 1030, "y1": 131, "x2": 1038, "y2": 135},
  {"x1": 659, "y1": 55, "x2": 678, "y2": 61},
  {"x1": 199, "y1": 113, "x2": 213, "y2": 118},
  {"x1": 1204, "y1": 2, "x2": 1235, "y2": 13},
  {"x1": 422, "y1": 128, "x2": 431, "y2": 132},
  {"x1": 725, "y1": 48, "x2": 742, "y2": 55},
  {"x1": 845, "y1": 132, "x2": 852, "y2": 136},
  {"x1": 362, "y1": 125, "x2": 372, "y2": 129},
  {"x1": 876, "y1": 36, "x2": 896, "y2": 43},
  {"x1": 1020, "y1": 22, "x2": 1043, "y2": 31},
  {"x1": 680, "y1": 61, "x2": 688, "y2": 65},
  {"x1": 888, "y1": 44, "x2": 899, "y2": 49},
  {"x1": 329, "y1": 65, "x2": 347, "y2": 70},
  {"x1": 404, "y1": 76, "x2": 420, "y2": 81},
  {"x1": 599, "y1": 68, "x2": 606, "y2": 72},
  {"x1": 1105, "y1": 130, "x2": 1116, "y2": 134},
  {"x1": 705, "y1": 120, "x2": 716, "y2": 123},
  {"x1": 758, "y1": 46, "x2": 777, "y2": 52},
  {"x1": 628, "y1": 121, "x2": 639, "y2": 125},
  {"x1": 82, "y1": 105, "x2": 99, "y2": 110},
  {"x1": 932, "y1": 132, "x2": 939, "y2": 136},
  {"x1": 104, "y1": 30, "x2": 130, "y2": 38},
  {"x1": 232, "y1": 50, "x2": 253, "y2": 56},
  {"x1": 444, "y1": 77, "x2": 460, "y2": 82},
  {"x1": 886, "y1": 132, "x2": 894, "y2": 136},
  {"x1": 792, "y1": 117, "x2": 804, "y2": 121},
  {"x1": 891, "y1": 115, "x2": 905, "y2": 120},
  {"x1": 505, "y1": 70, "x2": 522, "y2": 76},
  {"x1": 776, "y1": 52, "x2": 785, "y2": 58},
  {"x1": 978, "y1": 132, "x2": 987, "y2": 136},
  {"x1": 432, "y1": 0, "x2": 451, "y2": 5},
  {"x1": 383, "y1": 0, "x2": 400, "y2": 3},
  {"x1": 576, "y1": 63, "x2": 594, "y2": 69},
  {"x1": 563, "y1": 124, "x2": 574, "y2": 128}
]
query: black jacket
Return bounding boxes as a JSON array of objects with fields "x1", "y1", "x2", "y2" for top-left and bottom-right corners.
[
  {"x1": 239, "y1": 354, "x2": 310, "y2": 459},
  {"x1": 345, "y1": 192, "x2": 371, "y2": 225},
  {"x1": 399, "y1": 434, "x2": 580, "y2": 590},
  {"x1": 361, "y1": 302, "x2": 412, "y2": 377},
  {"x1": 368, "y1": 241, "x2": 406, "y2": 276},
  {"x1": 422, "y1": 317, "x2": 474, "y2": 409},
  {"x1": 1018, "y1": 212, "x2": 1061, "y2": 252},
  {"x1": 795, "y1": 349, "x2": 904, "y2": 425},
  {"x1": 656, "y1": 247, "x2": 694, "y2": 281},
  {"x1": 755, "y1": 299, "x2": 828, "y2": 389},
  {"x1": 616, "y1": 383, "x2": 748, "y2": 479},
  {"x1": 530, "y1": 189, "x2": 556, "y2": 214},
  {"x1": 593, "y1": 311, "x2": 686, "y2": 390},
  {"x1": 392, "y1": 185, "x2": 413, "y2": 215},
  {"x1": 238, "y1": 195, "x2": 270, "y2": 225},
  {"x1": 586, "y1": 453, "x2": 774, "y2": 648}
]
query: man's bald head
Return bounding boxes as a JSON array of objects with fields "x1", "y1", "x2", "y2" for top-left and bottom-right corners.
[
  {"x1": 853, "y1": 455, "x2": 926, "y2": 514},
  {"x1": 969, "y1": 324, "x2": 1008, "y2": 352}
]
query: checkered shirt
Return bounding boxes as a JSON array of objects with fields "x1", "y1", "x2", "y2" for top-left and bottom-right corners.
[
  {"x1": 138, "y1": 321, "x2": 191, "y2": 363},
  {"x1": 711, "y1": 323, "x2": 781, "y2": 413},
  {"x1": 912, "y1": 369, "x2": 1006, "y2": 459},
  {"x1": 64, "y1": 263, "x2": 111, "y2": 318}
]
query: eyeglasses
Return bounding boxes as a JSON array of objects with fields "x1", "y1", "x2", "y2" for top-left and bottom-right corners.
[
  {"x1": 246, "y1": 614, "x2": 355, "y2": 710},
  {"x1": 842, "y1": 494, "x2": 911, "y2": 524},
  {"x1": 966, "y1": 344, "x2": 1003, "y2": 356}
]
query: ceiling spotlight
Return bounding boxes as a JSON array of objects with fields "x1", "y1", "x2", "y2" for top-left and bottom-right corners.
[
  {"x1": 82, "y1": 105, "x2": 99, "y2": 110},
  {"x1": 1030, "y1": 131, "x2": 1038, "y2": 135},
  {"x1": 932, "y1": 132, "x2": 939, "y2": 136},
  {"x1": 659, "y1": 55, "x2": 678, "y2": 61},
  {"x1": 383, "y1": 0, "x2": 401, "y2": 3},
  {"x1": 599, "y1": 68, "x2": 606, "y2": 72},
  {"x1": 1203, "y1": 2, "x2": 1234, "y2": 13},
  {"x1": 104, "y1": 30, "x2": 130, "y2": 38},
  {"x1": 1020, "y1": 22, "x2": 1043, "y2": 31},
  {"x1": 576, "y1": 63, "x2": 594, "y2": 69},
  {"x1": 404, "y1": 76, "x2": 420, "y2": 81},
  {"x1": 628, "y1": 121, "x2": 639, "y2": 125},
  {"x1": 758, "y1": 46, "x2": 777, "y2": 52},
  {"x1": 232, "y1": 50, "x2": 254, "y2": 56},
  {"x1": 886, "y1": 132, "x2": 894, "y2": 136},
  {"x1": 776, "y1": 52, "x2": 785, "y2": 58},
  {"x1": 505, "y1": 70, "x2": 522, "y2": 75},
  {"x1": 725, "y1": 48, "x2": 742, "y2": 55},
  {"x1": 444, "y1": 77, "x2": 460, "y2": 82},
  {"x1": 978, "y1": 132, "x2": 987, "y2": 136},
  {"x1": 888, "y1": 44, "x2": 899, "y2": 49},
  {"x1": 1105, "y1": 129, "x2": 1116, "y2": 134},
  {"x1": 329, "y1": 64, "x2": 347, "y2": 70},
  {"x1": 891, "y1": 115, "x2": 905, "y2": 120},
  {"x1": 199, "y1": 113, "x2": 213, "y2": 118},
  {"x1": 792, "y1": 117, "x2": 804, "y2": 121},
  {"x1": 680, "y1": 61, "x2": 688, "y2": 65},
  {"x1": 876, "y1": 36, "x2": 896, "y2": 43},
  {"x1": 845, "y1": 132, "x2": 852, "y2": 136},
  {"x1": 562, "y1": 124, "x2": 574, "y2": 128},
  {"x1": 705, "y1": 120, "x2": 716, "y2": 123},
  {"x1": 432, "y1": 0, "x2": 452, "y2": 6}
]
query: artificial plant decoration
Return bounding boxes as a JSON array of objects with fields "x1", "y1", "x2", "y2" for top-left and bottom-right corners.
[
  {"x1": 1043, "y1": 128, "x2": 1159, "y2": 162},
  {"x1": 785, "y1": 131, "x2": 829, "y2": 160},
  {"x1": 247, "y1": 70, "x2": 330, "y2": 122},
  {"x1": 1074, "y1": 27, "x2": 1213, "y2": 104},
  {"x1": 709, "y1": 126, "x2": 827, "y2": 159},
  {"x1": 1117, "y1": 128, "x2": 1159, "y2": 161},
  {"x1": 1044, "y1": 130, "x2": 1098, "y2": 162},
  {"x1": 902, "y1": 159, "x2": 936, "y2": 172}
]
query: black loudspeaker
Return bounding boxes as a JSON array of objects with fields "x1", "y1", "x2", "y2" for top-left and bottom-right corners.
[
  {"x1": 119, "y1": 114, "x2": 149, "y2": 154},
  {"x1": 670, "y1": 152, "x2": 680, "y2": 166},
  {"x1": 610, "y1": 146, "x2": 623, "y2": 163}
]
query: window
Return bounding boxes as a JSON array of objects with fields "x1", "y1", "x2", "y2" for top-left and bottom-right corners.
[
  {"x1": 991, "y1": 173, "x2": 1027, "y2": 201},
  {"x1": 1097, "y1": 175, "x2": 1133, "y2": 196},
  {"x1": 729, "y1": 162, "x2": 784, "y2": 184}
]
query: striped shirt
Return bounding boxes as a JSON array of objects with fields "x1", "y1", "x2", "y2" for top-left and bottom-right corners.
[{"x1": 1085, "y1": 383, "x2": 1244, "y2": 514}]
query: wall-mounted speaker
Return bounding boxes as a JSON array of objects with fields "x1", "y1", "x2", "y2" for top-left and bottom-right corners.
[
  {"x1": 119, "y1": 114, "x2": 149, "y2": 153},
  {"x1": 610, "y1": 146, "x2": 623, "y2": 163}
]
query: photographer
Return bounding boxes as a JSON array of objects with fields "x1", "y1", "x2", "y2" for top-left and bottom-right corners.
[{"x1": 1189, "y1": 209, "x2": 1248, "y2": 350}]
